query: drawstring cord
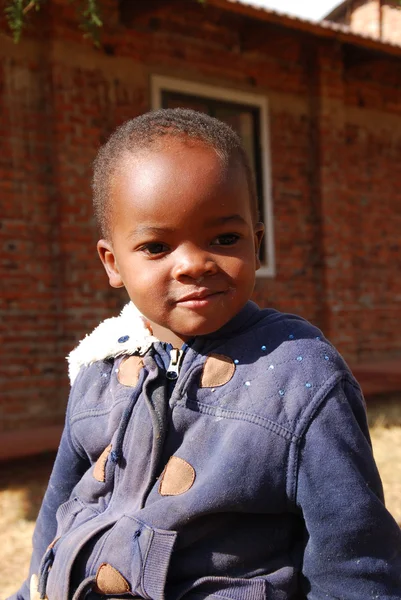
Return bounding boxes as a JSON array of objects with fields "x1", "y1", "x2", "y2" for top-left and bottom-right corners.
[
  {"x1": 110, "y1": 396, "x2": 137, "y2": 464},
  {"x1": 110, "y1": 362, "x2": 148, "y2": 464},
  {"x1": 133, "y1": 528, "x2": 144, "y2": 594},
  {"x1": 38, "y1": 547, "x2": 54, "y2": 599}
]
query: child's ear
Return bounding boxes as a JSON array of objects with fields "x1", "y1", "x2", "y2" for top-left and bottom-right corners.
[
  {"x1": 253, "y1": 222, "x2": 265, "y2": 271},
  {"x1": 97, "y1": 240, "x2": 125, "y2": 288}
]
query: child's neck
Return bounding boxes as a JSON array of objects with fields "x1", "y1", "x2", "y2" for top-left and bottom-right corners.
[{"x1": 149, "y1": 321, "x2": 189, "y2": 349}]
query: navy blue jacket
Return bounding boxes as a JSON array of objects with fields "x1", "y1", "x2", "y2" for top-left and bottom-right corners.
[{"x1": 11, "y1": 302, "x2": 401, "y2": 600}]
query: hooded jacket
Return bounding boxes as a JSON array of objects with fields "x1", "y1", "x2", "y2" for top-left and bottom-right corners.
[{"x1": 11, "y1": 301, "x2": 401, "y2": 600}]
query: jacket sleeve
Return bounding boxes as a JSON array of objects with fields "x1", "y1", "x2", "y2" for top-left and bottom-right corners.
[
  {"x1": 8, "y1": 370, "x2": 90, "y2": 600},
  {"x1": 296, "y1": 378, "x2": 401, "y2": 600}
]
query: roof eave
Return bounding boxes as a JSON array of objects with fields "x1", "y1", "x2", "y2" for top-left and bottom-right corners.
[{"x1": 208, "y1": 0, "x2": 401, "y2": 58}]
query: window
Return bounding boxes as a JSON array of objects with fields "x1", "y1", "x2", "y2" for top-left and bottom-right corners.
[{"x1": 151, "y1": 76, "x2": 274, "y2": 277}]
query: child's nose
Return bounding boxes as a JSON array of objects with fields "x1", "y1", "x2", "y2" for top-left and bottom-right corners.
[{"x1": 172, "y1": 246, "x2": 218, "y2": 281}]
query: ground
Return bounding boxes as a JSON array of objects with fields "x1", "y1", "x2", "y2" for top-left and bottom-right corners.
[{"x1": 1, "y1": 398, "x2": 400, "y2": 599}]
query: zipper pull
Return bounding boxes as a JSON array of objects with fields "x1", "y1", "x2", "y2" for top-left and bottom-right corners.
[{"x1": 166, "y1": 348, "x2": 185, "y2": 380}]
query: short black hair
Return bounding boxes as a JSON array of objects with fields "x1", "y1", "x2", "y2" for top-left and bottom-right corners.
[{"x1": 92, "y1": 108, "x2": 259, "y2": 238}]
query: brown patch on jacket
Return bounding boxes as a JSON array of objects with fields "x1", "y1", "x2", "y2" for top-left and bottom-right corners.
[
  {"x1": 93, "y1": 444, "x2": 112, "y2": 483},
  {"x1": 118, "y1": 355, "x2": 144, "y2": 387},
  {"x1": 200, "y1": 353, "x2": 235, "y2": 388},
  {"x1": 93, "y1": 563, "x2": 130, "y2": 595},
  {"x1": 159, "y1": 456, "x2": 196, "y2": 496}
]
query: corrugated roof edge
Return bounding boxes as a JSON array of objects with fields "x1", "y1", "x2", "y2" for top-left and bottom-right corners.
[{"x1": 208, "y1": 0, "x2": 401, "y2": 55}]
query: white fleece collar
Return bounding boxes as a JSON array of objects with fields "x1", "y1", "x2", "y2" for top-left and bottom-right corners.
[{"x1": 67, "y1": 302, "x2": 158, "y2": 385}]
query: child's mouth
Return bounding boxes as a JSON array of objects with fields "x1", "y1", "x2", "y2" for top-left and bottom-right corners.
[{"x1": 175, "y1": 289, "x2": 227, "y2": 308}]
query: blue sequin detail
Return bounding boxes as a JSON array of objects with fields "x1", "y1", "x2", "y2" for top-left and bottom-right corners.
[
  {"x1": 315, "y1": 336, "x2": 321, "y2": 341},
  {"x1": 245, "y1": 381, "x2": 251, "y2": 387},
  {"x1": 288, "y1": 334, "x2": 294, "y2": 340},
  {"x1": 118, "y1": 335, "x2": 129, "y2": 343},
  {"x1": 305, "y1": 382, "x2": 312, "y2": 388},
  {"x1": 234, "y1": 359, "x2": 239, "y2": 365},
  {"x1": 261, "y1": 345, "x2": 267, "y2": 351},
  {"x1": 297, "y1": 356, "x2": 303, "y2": 361},
  {"x1": 324, "y1": 355, "x2": 329, "y2": 360},
  {"x1": 269, "y1": 364, "x2": 274, "y2": 370},
  {"x1": 279, "y1": 389, "x2": 285, "y2": 396},
  {"x1": 110, "y1": 450, "x2": 120, "y2": 463}
]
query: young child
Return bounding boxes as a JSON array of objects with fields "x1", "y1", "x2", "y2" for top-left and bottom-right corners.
[{"x1": 11, "y1": 108, "x2": 401, "y2": 600}]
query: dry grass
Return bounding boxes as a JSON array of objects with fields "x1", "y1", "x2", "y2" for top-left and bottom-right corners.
[
  {"x1": 1, "y1": 402, "x2": 400, "y2": 599},
  {"x1": 0, "y1": 454, "x2": 55, "y2": 600},
  {"x1": 367, "y1": 396, "x2": 401, "y2": 526}
]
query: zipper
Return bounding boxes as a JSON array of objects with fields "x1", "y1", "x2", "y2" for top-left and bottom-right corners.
[{"x1": 166, "y1": 348, "x2": 185, "y2": 380}]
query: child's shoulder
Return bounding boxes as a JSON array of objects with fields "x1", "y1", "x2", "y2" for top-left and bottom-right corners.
[
  {"x1": 227, "y1": 304, "x2": 349, "y2": 376},
  {"x1": 215, "y1": 305, "x2": 360, "y2": 430}
]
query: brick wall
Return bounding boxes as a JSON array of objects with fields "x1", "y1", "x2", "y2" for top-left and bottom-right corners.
[
  {"x1": 1, "y1": 0, "x2": 401, "y2": 437},
  {"x1": 330, "y1": 0, "x2": 401, "y2": 44},
  {"x1": 350, "y1": 0, "x2": 381, "y2": 38},
  {"x1": 382, "y1": 2, "x2": 401, "y2": 44}
]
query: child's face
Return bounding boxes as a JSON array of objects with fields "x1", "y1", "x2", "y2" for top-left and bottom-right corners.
[{"x1": 97, "y1": 138, "x2": 264, "y2": 346}]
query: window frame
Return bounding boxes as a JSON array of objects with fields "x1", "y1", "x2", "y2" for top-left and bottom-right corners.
[{"x1": 150, "y1": 75, "x2": 275, "y2": 277}]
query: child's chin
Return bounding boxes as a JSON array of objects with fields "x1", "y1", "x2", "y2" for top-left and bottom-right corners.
[{"x1": 176, "y1": 317, "x2": 231, "y2": 339}]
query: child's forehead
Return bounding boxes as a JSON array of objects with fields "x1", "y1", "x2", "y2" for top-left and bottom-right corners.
[
  {"x1": 115, "y1": 139, "x2": 243, "y2": 199},
  {"x1": 109, "y1": 139, "x2": 252, "y2": 229}
]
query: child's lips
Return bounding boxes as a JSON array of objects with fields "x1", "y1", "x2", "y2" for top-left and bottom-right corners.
[{"x1": 175, "y1": 289, "x2": 227, "y2": 307}]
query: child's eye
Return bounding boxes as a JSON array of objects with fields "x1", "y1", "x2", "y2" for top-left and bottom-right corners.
[
  {"x1": 213, "y1": 234, "x2": 240, "y2": 246},
  {"x1": 141, "y1": 242, "x2": 169, "y2": 256}
]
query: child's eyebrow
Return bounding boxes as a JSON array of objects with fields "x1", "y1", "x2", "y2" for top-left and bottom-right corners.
[
  {"x1": 203, "y1": 214, "x2": 247, "y2": 227},
  {"x1": 126, "y1": 226, "x2": 174, "y2": 240},
  {"x1": 127, "y1": 215, "x2": 247, "y2": 240}
]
